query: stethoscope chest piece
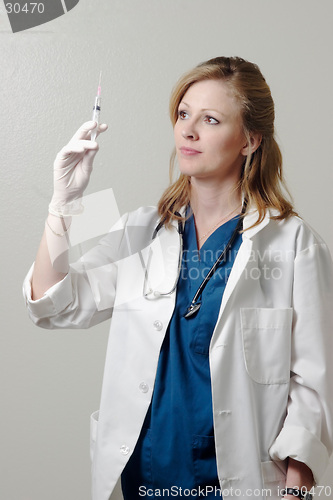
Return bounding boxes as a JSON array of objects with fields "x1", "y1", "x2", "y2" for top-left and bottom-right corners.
[{"x1": 184, "y1": 302, "x2": 202, "y2": 319}]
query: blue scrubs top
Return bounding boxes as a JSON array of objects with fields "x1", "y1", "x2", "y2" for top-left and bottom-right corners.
[{"x1": 122, "y1": 213, "x2": 242, "y2": 499}]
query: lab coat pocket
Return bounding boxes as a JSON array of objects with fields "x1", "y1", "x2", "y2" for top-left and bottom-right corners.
[
  {"x1": 240, "y1": 308, "x2": 293, "y2": 384},
  {"x1": 261, "y1": 460, "x2": 286, "y2": 499},
  {"x1": 90, "y1": 410, "x2": 99, "y2": 462}
]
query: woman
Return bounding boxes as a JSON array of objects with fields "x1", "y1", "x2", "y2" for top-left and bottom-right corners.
[{"x1": 23, "y1": 57, "x2": 333, "y2": 500}]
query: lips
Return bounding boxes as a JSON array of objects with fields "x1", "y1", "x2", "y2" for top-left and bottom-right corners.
[{"x1": 179, "y1": 146, "x2": 202, "y2": 155}]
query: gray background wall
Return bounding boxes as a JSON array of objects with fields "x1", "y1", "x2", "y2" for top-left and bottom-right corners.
[{"x1": 1, "y1": 1, "x2": 332, "y2": 499}]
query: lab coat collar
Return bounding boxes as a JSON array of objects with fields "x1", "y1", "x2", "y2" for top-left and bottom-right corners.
[
  {"x1": 165, "y1": 203, "x2": 276, "y2": 241},
  {"x1": 153, "y1": 207, "x2": 187, "y2": 237},
  {"x1": 242, "y1": 206, "x2": 276, "y2": 240}
]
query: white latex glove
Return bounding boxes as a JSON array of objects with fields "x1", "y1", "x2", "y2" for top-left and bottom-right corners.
[{"x1": 49, "y1": 121, "x2": 108, "y2": 217}]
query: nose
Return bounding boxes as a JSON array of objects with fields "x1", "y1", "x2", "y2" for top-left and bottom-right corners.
[{"x1": 181, "y1": 121, "x2": 198, "y2": 140}]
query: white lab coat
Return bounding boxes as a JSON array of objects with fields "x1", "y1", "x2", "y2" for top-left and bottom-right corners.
[{"x1": 23, "y1": 205, "x2": 333, "y2": 500}]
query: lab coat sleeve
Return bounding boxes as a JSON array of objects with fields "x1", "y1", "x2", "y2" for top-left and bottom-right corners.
[
  {"x1": 269, "y1": 242, "x2": 333, "y2": 483},
  {"x1": 23, "y1": 213, "x2": 130, "y2": 330}
]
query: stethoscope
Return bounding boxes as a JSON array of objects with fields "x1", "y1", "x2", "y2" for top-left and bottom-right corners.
[
  {"x1": 142, "y1": 213, "x2": 184, "y2": 299},
  {"x1": 143, "y1": 203, "x2": 246, "y2": 319}
]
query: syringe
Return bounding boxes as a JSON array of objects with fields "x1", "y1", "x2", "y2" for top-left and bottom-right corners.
[{"x1": 91, "y1": 71, "x2": 102, "y2": 141}]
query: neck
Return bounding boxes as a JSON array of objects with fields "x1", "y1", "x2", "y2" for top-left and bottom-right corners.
[
  {"x1": 190, "y1": 177, "x2": 242, "y2": 222},
  {"x1": 189, "y1": 177, "x2": 242, "y2": 248}
]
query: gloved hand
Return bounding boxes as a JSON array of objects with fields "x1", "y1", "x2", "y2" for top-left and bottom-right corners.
[{"x1": 49, "y1": 121, "x2": 108, "y2": 217}]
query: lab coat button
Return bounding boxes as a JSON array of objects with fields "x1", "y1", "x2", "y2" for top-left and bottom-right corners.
[
  {"x1": 139, "y1": 382, "x2": 149, "y2": 393},
  {"x1": 153, "y1": 320, "x2": 163, "y2": 331},
  {"x1": 120, "y1": 445, "x2": 130, "y2": 455}
]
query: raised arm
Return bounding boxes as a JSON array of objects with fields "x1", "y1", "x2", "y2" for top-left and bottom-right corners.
[{"x1": 31, "y1": 121, "x2": 108, "y2": 300}]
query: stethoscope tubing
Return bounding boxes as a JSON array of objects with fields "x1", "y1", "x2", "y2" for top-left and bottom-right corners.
[
  {"x1": 145, "y1": 204, "x2": 246, "y2": 314},
  {"x1": 184, "y1": 207, "x2": 245, "y2": 318}
]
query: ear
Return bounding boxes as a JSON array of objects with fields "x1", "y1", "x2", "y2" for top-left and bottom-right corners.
[{"x1": 241, "y1": 132, "x2": 262, "y2": 156}]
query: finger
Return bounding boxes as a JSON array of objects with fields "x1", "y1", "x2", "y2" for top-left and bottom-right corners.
[
  {"x1": 93, "y1": 123, "x2": 108, "y2": 139},
  {"x1": 73, "y1": 139, "x2": 99, "y2": 149},
  {"x1": 81, "y1": 148, "x2": 99, "y2": 174},
  {"x1": 98, "y1": 123, "x2": 108, "y2": 133},
  {"x1": 57, "y1": 140, "x2": 98, "y2": 159},
  {"x1": 85, "y1": 144, "x2": 100, "y2": 162},
  {"x1": 70, "y1": 121, "x2": 98, "y2": 142}
]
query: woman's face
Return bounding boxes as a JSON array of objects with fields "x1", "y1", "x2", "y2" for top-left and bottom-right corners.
[{"x1": 174, "y1": 79, "x2": 247, "y2": 183}]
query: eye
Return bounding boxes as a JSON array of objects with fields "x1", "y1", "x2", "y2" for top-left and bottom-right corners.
[
  {"x1": 204, "y1": 115, "x2": 219, "y2": 125},
  {"x1": 178, "y1": 110, "x2": 188, "y2": 120}
]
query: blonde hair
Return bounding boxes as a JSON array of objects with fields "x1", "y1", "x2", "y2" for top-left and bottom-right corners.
[{"x1": 157, "y1": 56, "x2": 297, "y2": 228}]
